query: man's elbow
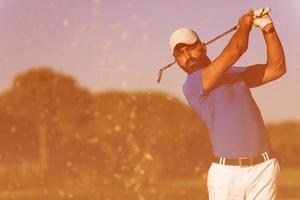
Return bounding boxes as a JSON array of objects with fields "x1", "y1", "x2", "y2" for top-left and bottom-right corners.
[
  {"x1": 278, "y1": 61, "x2": 287, "y2": 77},
  {"x1": 269, "y1": 57, "x2": 287, "y2": 78},
  {"x1": 280, "y1": 66, "x2": 287, "y2": 76},
  {"x1": 273, "y1": 63, "x2": 287, "y2": 79}
]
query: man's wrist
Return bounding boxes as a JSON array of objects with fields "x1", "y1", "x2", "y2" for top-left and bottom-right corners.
[
  {"x1": 262, "y1": 23, "x2": 275, "y2": 35},
  {"x1": 238, "y1": 25, "x2": 251, "y2": 34}
]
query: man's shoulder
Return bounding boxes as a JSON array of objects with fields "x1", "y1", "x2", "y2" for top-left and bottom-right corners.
[
  {"x1": 183, "y1": 69, "x2": 202, "y2": 88},
  {"x1": 183, "y1": 69, "x2": 204, "y2": 100}
]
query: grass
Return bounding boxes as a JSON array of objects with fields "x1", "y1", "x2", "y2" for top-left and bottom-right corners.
[
  {"x1": 279, "y1": 167, "x2": 300, "y2": 187},
  {"x1": 0, "y1": 167, "x2": 300, "y2": 200}
]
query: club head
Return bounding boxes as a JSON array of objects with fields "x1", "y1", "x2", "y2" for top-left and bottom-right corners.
[
  {"x1": 156, "y1": 61, "x2": 176, "y2": 83},
  {"x1": 157, "y1": 68, "x2": 163, "y2": 83}
]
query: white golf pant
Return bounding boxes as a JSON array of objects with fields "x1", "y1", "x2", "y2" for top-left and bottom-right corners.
[{"x1": 207, "y1": 158, "x2": 280, "y2": 200}]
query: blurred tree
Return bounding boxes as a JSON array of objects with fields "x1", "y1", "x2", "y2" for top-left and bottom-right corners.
[
  {"x1": 0, "y1": 67, "x2": 94, "y2": 176},
  {"x1": 1, "y1": 67, "x2": 298, "y2": 192},
  {"x1": 267, "y1": 121, "x2": 300, "y2": 166}
]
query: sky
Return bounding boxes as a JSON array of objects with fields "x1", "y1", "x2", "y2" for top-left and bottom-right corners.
[{"x1": 0, "y1": 0, "x2": 299, "y2": 122}]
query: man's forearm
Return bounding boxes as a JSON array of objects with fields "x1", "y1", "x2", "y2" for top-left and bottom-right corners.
[
  {"x1": 263, "y1": 24, "x2": 286, "y2": 74},
  {"x1": 225, "y1": 27, "x2": 250, "y2": 54}
]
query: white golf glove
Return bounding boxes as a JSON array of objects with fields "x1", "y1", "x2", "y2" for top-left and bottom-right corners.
[{"x1": 253, "y1": 7, "x2": 273, "y2": 30}]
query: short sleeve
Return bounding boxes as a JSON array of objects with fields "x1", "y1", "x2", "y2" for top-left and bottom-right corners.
[
  {"x1": 227, "y1": 66, "x2": 247, "y2": 74},
  {"x1": 183, "y1": 70, "x2": 212, "y2": 126},
  {"x1": 183, "y1": 70, "x2": 205, "y2": 103},
  {"x1": 222, "y1": 66, "x2": 247, "y2": 85}
]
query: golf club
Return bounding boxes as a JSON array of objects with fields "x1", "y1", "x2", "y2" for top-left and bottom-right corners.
[{"x1": 156, "y1": 7, "x2": 270, "y2": 83}]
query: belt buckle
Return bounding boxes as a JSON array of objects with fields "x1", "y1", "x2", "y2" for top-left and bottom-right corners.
[{"x1": 238, "y1": 157, "x2": 251, "y2": 167}]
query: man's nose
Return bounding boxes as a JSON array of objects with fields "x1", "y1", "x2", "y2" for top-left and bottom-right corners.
[{"x1": 183, "y1": 50, "x2": 191, "y2": 59}]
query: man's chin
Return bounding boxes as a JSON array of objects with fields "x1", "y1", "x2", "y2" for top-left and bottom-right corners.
[{"x1": 187, "y1": 64, "x2": 200, "y2": 71}]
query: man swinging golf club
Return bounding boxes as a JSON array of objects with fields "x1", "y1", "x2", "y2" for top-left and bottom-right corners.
[{"x1": 167, "y1": 7, "x2": 286, "y2": 199}]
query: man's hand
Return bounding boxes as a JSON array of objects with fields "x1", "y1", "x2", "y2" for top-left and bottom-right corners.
[
  {"x1": 238, "y1": 10, "x2": 254, "y2": 32},
  {"x1": 253, "y1": 7, "x2": 273, "y2": 30}
]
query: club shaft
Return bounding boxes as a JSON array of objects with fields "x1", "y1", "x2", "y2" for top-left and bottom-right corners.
[
  {"x1": 157, "y1": 25, "x2": 239, "y2": 83},
  {"x1": 205, "y1": 25, "x2": 239, "y2": 46}
]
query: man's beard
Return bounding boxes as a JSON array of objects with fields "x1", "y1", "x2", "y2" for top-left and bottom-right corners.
[{"x1": 185, "y1": 57, "x2": 201, "y2": 70}]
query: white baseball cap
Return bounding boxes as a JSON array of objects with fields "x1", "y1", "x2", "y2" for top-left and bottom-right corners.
[{"x1": 169, "y1": 27, "x2": 199, "y2": 54}]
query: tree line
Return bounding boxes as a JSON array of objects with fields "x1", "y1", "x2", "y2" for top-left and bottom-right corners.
[{"x1": 0, "y1": 67, "x2": 299, "y2": 190}]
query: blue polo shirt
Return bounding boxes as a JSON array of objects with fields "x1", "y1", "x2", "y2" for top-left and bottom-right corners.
[{"x1": 183, "y1": 66, "x2": 270, "y2": 159}]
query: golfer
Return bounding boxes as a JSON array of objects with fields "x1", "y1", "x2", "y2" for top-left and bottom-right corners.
[{"x1": 169, "y1": 9, "x2": 286, "y2": 199}]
